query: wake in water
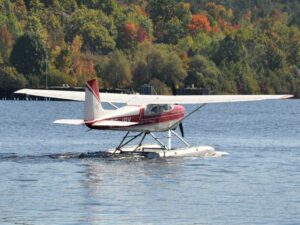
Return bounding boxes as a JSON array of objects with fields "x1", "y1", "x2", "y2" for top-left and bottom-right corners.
[
  {"x1": 0, "y1": 149, "x2": 228, "y2": 163},
  {"x1": 0, "y1": 151, "x2": 126, "y2": 162},
  {"x1": 0, "y1": 151, "x2": 162, "y2": 163}
]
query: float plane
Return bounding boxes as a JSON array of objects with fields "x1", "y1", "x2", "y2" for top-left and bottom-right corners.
[{"x1": 15, "y1": 79, "x2": 293, "y2": 158}]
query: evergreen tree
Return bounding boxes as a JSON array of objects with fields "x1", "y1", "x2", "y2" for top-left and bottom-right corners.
[{"x1": 10, "y1": 33, "x2": 47, "y2": 87}]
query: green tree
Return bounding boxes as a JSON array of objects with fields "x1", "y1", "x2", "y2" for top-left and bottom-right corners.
[
  {"x1": 147, "y1": 0, "x2": 191, "y2": 44},
  {"x1": 76, "y1": 0, "x2": 118, "y2": 15},
  {"x1": 133, "y1": 44, "x2": 187, "y2": 88},
  {"x1": 132, "y1": 60, "x2": 151, "y2": 88},
  {"x1": 287, "y1": 28, "x2": 300, "y2": 67},
  {"x1": 24, "y1": 15, "x2": 48, "y2": 41},
  {"x1": 1, "y1": 1, "x2": 23, "y2": 37},
  {"x1": 41, "y1": 0, "x2": 78, "y2": 12},
  {"x1": 185, "y1": 55, "x2": 221, "y2": 92},
  {"x1": 214, "y1": 35, "x2": 245, "y2": 65},
  {"x1": 146, "y1": 46, "x2": 187, "y2": 86},
  {"x1": 81, "y1": 23, "x2": 115, "y2": 54},
  {"x1": 264, "y1": 43, "x2": 285, "y2": 70},
  {"x1": 220, "y1": 61, "x2": 260, "y2": 94},
  {"x1": 10, "y1": 33, "x2": 47, "y2": 84},
  {"x1": 65, "y1": 8, "x2": 116, "y2": 54},
  {"x1": 54, "y1": 48, "x2": 72, "y2": 74},
  {"x1": 101, "y1": 50, "x2": 132, "y2": 88}
]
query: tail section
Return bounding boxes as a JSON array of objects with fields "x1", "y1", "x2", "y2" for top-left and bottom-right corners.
[{"x1": 84, "y1": 79, "x2": 106, "y2": 121}]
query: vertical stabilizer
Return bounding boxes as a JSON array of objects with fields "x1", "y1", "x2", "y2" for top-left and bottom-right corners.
[{"x1": 84, "y1": 79, "x2": 105, "y2": 121}]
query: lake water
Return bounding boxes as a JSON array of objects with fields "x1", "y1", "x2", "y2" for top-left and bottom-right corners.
[{"x1": 0, "y1": 100, "x2": 299, "y2": 225}]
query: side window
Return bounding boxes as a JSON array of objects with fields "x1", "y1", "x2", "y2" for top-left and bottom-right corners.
[
  {"x1": 145, "y1": 104, "x2": 172, "y2": 115},
  {"x1": 145, "y1": 104, "x2": 158, "y2": 115},
  {"x1": 159, "y1": 105, "x2": 165, "y2": 112},
  {"x1": 158, "y1": 104, "x2": 171, "y2": 113},
  {"x1": 151, "y1": 106, "x2": 158, "y2": 114}
]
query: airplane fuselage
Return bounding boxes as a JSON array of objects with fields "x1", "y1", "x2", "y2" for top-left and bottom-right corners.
[{"x1": 85, "y1": 104, "x2": 185, "y2": 132}]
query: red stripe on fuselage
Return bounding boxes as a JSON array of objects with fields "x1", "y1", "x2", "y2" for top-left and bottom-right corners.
[{"x1": 139, "y1": 112, "x2": 184, "y2": 124}]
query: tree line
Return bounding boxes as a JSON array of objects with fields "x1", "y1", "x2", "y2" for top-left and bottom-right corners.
[{"x1": 0, "y1": 0, "x2": 299, "y2": 97}]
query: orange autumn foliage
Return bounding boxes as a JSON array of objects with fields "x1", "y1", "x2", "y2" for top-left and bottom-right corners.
[
  {"x1": 0, "y1": 24, "x2": 14, "y2": 63},
  {"x1": 137, "y1": 26, "x2": 147, "y2": 42},
  {"x1": 125, "y1": 23, "x2": 138, "y2": 40},
  {"x1": 73, "y1": 58, "x2": 95, "y2": 78},
  {"x1": 218, "y1": 18, "x2": 230, "y2": 30},
  {"x1": 188, "y1": 14, "x2": 212, "y2": 32},
  {"x1": 0, "y1": 25, "x2": 13, "y2": 47},
  {"x1": 124, "y1": 22, "x2": 150, "y2": 43},
  {"x1": 218, "y1": 18, "x2": 240, "y2": 32}
]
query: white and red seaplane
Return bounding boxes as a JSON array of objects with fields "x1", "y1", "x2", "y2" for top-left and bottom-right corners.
[{"x1": 16, "y1": 79, "x2": 293, "y2": 158}]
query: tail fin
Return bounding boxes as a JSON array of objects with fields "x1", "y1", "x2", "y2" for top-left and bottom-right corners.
[{"x1": 84, "y1": 79, "x2": 105, "y2": 121}]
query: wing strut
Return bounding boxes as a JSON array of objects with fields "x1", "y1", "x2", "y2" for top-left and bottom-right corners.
[
  {"x1": 170, "y1": 104, "x2": 207, "y2": 131},
  {"x1": 183, "y1": 103, "x2": 207, "y2": 121},
  {"x1": 108, "y1": 102, "x2": 119, "y2": 109}
]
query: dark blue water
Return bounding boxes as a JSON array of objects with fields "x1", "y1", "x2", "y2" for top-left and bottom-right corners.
[{"x1": 0, "y1": 100, "x2": 299, "y2": 225}]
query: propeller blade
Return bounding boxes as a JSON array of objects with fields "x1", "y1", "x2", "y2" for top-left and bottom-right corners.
[{"x1": 179, "y1": 122, "x2": 184, "y2": 137}]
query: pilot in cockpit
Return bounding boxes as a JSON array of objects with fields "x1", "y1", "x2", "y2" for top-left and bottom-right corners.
[{"x1": 146, "y1": 104, "x2": 171, "y2": 115}]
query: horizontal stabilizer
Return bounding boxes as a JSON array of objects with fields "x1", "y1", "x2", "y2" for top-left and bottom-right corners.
[
  {"x1": 54, "y1": 119, "x2": 85, "y2": 125},
  {"x1": 92, "y1": 120, "x2": 138, "y2": 127}
]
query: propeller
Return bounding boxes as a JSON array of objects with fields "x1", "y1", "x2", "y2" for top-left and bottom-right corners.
[
  {"x1": 179, "y1": 122, "x2": 184, "y2": 137},
  {"x1": 171, "y1": 82, "x2": 185, "y2": 137}
]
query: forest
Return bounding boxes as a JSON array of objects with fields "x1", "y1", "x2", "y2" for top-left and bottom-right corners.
[{"x1": 0, "y1": 0, "x2": 300, "y2": 97}]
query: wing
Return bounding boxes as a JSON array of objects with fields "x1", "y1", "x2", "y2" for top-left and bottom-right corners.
[
  {"x1": 121, "y1": 94, "x2": 293, "y2": 104},
  {"x1": 15, "y1": 89, "x2": 85, "y2": 101},
  {"x1": 15, "y1": 89, "x2": 134, "y2": 102},
  {"x1": 15, "y1": 89, "x2": 293, "y2": 104}
]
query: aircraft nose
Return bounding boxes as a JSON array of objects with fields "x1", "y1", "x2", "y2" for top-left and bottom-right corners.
[{"x1": 176, "y1": 105, "x2": 185, "y2": 113}]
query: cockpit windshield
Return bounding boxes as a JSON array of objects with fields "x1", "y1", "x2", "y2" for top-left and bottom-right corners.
[{"x1": 145, "y1": 104, "x2": 172, "y2": 115}]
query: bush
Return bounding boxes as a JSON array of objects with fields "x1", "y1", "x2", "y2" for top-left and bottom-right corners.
[
  {"x1": 149, "y1": 78, "x2": 171, "y2": 95},
  {"x1": 48, "y1": 67, "x2": 75, "y2": 87},
  {"x1": 0, "y1": 65, "x2": 26, "y2": 90}
]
